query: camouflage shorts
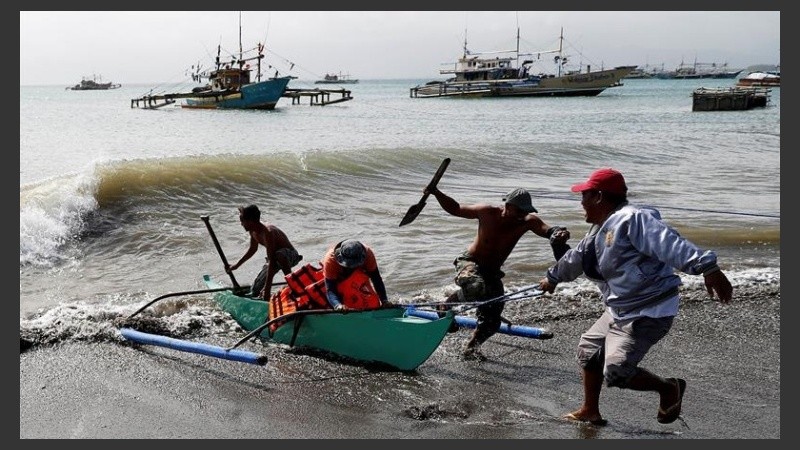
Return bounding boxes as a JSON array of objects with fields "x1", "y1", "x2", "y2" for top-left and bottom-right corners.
[{"x1": 453, "y1": 253, "x2": 504, "y2": 302}]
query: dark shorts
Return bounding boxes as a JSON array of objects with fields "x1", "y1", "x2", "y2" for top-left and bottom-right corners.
[
  {"x1": 577, "y1": 310, "x2": 674, "y2": 388},
  {"x1": 451, "y1": 252, "x2": 505, "y2": 336},
  {"x1": 252, "y1": 248, "x2": 302, "y2": 296}
]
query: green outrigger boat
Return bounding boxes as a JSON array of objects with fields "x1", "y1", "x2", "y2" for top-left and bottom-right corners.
[{"x1": 202, "y1": 275, "x2": 455, "y2": 371}]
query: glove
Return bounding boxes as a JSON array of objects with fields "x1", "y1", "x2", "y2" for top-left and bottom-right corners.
[{"x1": 546, "y1": 226, "x2": 570, "y2": 244}]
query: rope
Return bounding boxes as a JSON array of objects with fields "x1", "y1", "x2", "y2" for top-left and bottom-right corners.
[
  {"x1": 466, "y1": 187, "x2": 779, "y2": 219},
  {"x1": 404, "y1": 284, "x2": 544, "y2": 313}
]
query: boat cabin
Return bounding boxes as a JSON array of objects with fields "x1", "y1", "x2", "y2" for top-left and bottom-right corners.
[
  {"x1": 441, "y1": 55, "x2": 528, "y2": 82},
  {"x1": 210, "y1": 68, "x2": 251, "y2": 91}
]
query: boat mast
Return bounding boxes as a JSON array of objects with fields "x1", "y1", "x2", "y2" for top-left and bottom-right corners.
[
  {"x1": 558, "y1": 27, "x2": 564, "y2": 77},
  {"x1": 515, "y1": 12, "x2": 521, "y2": 68},
  {"x1": 238, "y1": 11, "x2": 243, "y2": 70},
  {"x1": 462, "y1": 27, "x2": 468, "y2": 58}
]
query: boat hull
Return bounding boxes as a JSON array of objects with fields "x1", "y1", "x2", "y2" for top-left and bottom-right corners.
[
  {"x1": 183, "y1": 76, "x2": 292, "y2": 110},
  {"x1": 411, "y1": 66, "x2": 635, "y2": 98},
  {"x1": 202, "y1": 275, "x2": 454, "y2": 371}
]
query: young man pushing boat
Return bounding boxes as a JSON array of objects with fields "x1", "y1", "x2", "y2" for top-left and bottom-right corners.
[{"x1": 226, "y1": 204, "x2": 302, "y2": 300}]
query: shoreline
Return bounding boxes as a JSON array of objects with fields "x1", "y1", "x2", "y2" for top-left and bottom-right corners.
[{"x1": 20, "y1": 281, "x2": 779, "y2": 439}]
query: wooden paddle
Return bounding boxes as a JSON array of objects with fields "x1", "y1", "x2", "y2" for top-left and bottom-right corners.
[
  {"x1": 127, "y1": 286, "x2": 249, "y2": 318},
  {"x1": 398, "y1": 158, "x2": 451, "y2": 227},
  {"x1": 200, "y1": 215, "x2": 241, "y2": 290}
]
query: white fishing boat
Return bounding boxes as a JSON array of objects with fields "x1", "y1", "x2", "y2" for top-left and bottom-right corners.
[{"x1": 410, "y1": 27, "x2": 635, "y2": 98}]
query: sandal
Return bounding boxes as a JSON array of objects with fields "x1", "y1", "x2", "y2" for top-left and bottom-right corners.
[
  {"x1": 563, "y1": 412, "x2": 608, "y2": 426},
  {"x1": 657, "y1": 378, "x2": 686, "y2": 424}
]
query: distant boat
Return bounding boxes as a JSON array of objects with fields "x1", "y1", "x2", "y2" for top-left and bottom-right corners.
[
  {"x1": 130, "y1": 14, "x2": 291, "y2": 110},
  {"x1": 315, "y1": 72, "x2": 358, "y2": 84},
  {"x1": 656, "y1": 60, "x2": 742, "y2": 79},
  {"x1": 410, "y1": 27, "x2": 635, "y2": 98},
  {"x1": 67, "y1": 75, "x2": 121, "y2": 91},
  {"x1": 736, "y1": 71, "x2": 780, "y2": 88}
]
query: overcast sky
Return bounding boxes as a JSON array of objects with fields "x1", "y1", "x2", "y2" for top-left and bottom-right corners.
[{"x1": 20, "y1": 11, "x2": 780, "y2": 86}]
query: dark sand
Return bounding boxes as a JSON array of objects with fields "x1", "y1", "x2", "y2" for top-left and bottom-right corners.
[{"x1": 20, "y1": 283, "x2": 779, "y2": 439}]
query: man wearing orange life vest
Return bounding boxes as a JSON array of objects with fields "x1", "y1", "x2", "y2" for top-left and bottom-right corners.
[{"x1": 321, "y1": 240, "x2": 389, "y2": 311}]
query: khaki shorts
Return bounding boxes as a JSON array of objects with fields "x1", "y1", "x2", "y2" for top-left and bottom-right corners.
[{"x1": 577, "y1": 310, "x2": 673, "y2": 388}]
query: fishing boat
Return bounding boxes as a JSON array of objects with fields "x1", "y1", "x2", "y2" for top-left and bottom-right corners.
[
  {"x1": 736, "y1": 71, "x2": 780, "y2": 88},
  {"x1": 67, "y1": 75, "x2": 121, "y2": 90},
  {"x1": 410, "y1": 27, "x2": 636, "y2": 98},
  {"x1": 130, "y1": 15, "x2": 292, "y2": 110},
  {"x1": 655, "y1": 60, "x2": 742, "y2": 79},
  {"x1": 315, "y1": 72, "x2": 358, "y2": 84},
  {"x1": 202, "y1": 275, "x2": 455, "y2": 371}
]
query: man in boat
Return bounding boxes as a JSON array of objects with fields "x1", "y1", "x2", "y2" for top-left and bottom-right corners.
[
  {"x1": 424, "y1": 186, "x2": 571, "y2": 360},
  {"x1": 226, "y1": 204, "x2": 302, "y2": 300},
  {"x1": 321, "y1": 239, "x2": 389, "y2": 311}
]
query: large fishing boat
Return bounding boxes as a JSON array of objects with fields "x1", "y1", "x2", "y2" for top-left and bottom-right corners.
[
  {"x1": 410, "y1": 27, "x2": 635, "y2": 98},
  {"x1": 130, "y1": 15, "x2": 291, "y2": 110}
]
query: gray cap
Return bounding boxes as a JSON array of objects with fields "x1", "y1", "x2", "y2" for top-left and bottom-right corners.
[
  {"x1": 334, "y1": 240, "x2": 367, "y2": 268},
  {"x1": 502, "y1": 188, "x2": 537, "y2": 213}
]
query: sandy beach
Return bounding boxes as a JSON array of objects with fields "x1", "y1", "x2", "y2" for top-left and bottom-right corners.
[{"x1": 20, "y1": 280, "x2": 780, "y2": 439}]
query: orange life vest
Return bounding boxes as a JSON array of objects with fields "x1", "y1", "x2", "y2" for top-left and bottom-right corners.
[
  {"x1": 267, "y1": 263, "x2": 382, "y2": 332},
  {"x1": 336, "y1": 270, "x2": 382, "y2": 310},
  {"x1": 267, "y1": 263, "x2": 328, "y2": 332}
]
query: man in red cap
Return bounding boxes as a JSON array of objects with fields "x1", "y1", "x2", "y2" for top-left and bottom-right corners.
[
  {"x1": 539, "y1": 167, "x2": 733, "y2": 426},
  {"x1": 425, "y1": 185, "x2": 571, "y2": 360}
]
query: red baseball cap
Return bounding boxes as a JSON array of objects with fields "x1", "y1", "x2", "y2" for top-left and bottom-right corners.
[{"x1": 570, "y1": 168, "x2": 628, "y2": 195}]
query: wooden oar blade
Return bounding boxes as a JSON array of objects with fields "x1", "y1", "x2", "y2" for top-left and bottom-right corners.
[
  {"x1": 398, "y1": 158, "x2": 450, "y2": 227},
  {"x1": 399, "y1": 201, "x2": 426, "y2": 227}
]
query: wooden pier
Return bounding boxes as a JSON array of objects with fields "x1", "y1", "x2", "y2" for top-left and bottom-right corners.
[
  {"x1": 282, "y1": 87, "x2": 353, "y2": 106},
  {"x1": 692, "y1": 87, "x2": 771, "y2": 111}
]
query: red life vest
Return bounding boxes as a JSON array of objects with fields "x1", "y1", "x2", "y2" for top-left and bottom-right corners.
[
  {"x1": 267, "y1": 263, "x2": 382, "y2": 332},
  {"x1": 336, "y1": 270, "x2": 382, "y2": 310}
]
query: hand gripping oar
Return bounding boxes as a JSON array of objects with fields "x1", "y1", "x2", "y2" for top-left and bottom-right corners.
[
  {"x1": 399, "y1": 158, "x2": 451, "y2": 227},
  {"x1": 200, "y1": 215, "x2": 241, "y2": 290}
]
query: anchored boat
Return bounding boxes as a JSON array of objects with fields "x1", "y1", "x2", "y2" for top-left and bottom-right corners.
[{"x1": 410, "y1": 27, "x2": 635, "y2": 98}]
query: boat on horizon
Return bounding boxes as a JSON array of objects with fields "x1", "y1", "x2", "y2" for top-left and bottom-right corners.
[
  {"x1": 315, "y1": 72, "x2": 358, "y2": 84},
  {"x1": 655, "y1": 60, "x2": 742, "y2": 79},
  {"x1": 67, "y1": 75, "x2": 121, "y2": 91},
  {"x1": 410, "y1": 27, "x2": 635, "y2": 98},
  {"x1": 130, "y1": 15, "x2": 292, "y2": 110}
]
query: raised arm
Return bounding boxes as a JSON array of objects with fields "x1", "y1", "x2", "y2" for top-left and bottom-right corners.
[{"x1": 425, "y1": 186, "x2": 482, "y2": 219}]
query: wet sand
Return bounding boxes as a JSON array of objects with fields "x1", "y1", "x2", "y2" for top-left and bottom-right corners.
[{"x1": 20, "y1": 283, "x2": 780, "y2": 439}]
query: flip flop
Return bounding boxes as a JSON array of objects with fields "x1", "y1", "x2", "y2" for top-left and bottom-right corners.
[
  {"x1": 563, "y1": 412, "x2": 608, "y2": 426},
  {"x1": 657, "y1": 378, "x2": 687, "y2": 424}
]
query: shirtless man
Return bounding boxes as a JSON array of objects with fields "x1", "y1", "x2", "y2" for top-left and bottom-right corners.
[
  {"x1": 425, "y1": 186, "x2": 570, "y2": 359},
  {"x1": 226, "y1": 204, "x2": 302, "y2": 300}
]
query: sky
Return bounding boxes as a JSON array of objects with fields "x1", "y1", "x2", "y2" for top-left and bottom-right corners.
[{"x1": 20, "y1": 11, "x2": 780, "y2": 86}]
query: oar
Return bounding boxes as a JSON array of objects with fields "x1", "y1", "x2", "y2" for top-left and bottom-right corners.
[
  {"x1": 127, "y1": 281, "x2": 288, "y2": 319},
  {"x1": 128, "y1": 286, "x2": 250, "y2": 318},
  {"x1": 399, "y1": 158, "x2": 451, "y2": 227},
  {"x1": 227, "y1": 308, "x2": 345, "y2": 350},
  {"x1": 200, "y1": 215, "x2": 241, "y2": 290}
]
